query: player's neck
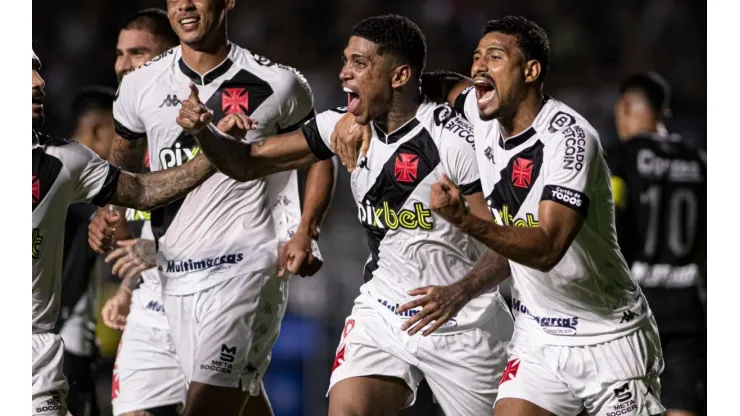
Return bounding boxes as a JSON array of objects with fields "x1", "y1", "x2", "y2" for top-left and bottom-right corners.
[
  {"x1": 377, "y1": 92, "x2": 423, "y2": 133},
  {"x1": 180, "y1": 37, "x2": 230, "y2": 75},
  {"x1": 499, "y1": 90, "x2": 543, "y2": 139}
]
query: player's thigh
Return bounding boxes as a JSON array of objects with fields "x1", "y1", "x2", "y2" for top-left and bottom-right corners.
[
  {"x1": 32, "y1": 333, "x2": 68, "y2": 416},
  {"x1": 184, "y1": 381, "x2": 250, "y2": 416},
  {"x1": 660, "y1": 333, "x2": 705, "y2": 415},
  {"x1": 329, "y1": 376, "x2": 412, "y2": 416},
  {"x1": 495, "y1": 353, "x2": 582, "y2": 416},
  {"x1": 112, "y1": 322, "x2": 186, "y2": 416},
  {"x1": 328, "y1": 305, "x2": 423, "y2": 413},
  {"x1": 419, "y1": 322, "x2": 510, "y2": 415},
  {"x1": 581, "y1": 325, "x2": 665, "y2": 416}
]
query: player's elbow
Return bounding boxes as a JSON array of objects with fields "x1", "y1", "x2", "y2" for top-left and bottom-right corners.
[{"x1": 533, "y1": 246, "x2": 566, "y2": 272}]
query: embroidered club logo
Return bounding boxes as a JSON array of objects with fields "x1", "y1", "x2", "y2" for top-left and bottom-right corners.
[
  {"x1": 511, "y1": 158, "x2": 533, "y2": 188},
  {"x1": 499, "y1": 359, "x2": 520, "y2": 385},
  {"x1": 222, "y1": 88, "x2": 249, "y2": 114},
  {"x1": 394, "y1": 153, "x2": 419, "y2": 183}
]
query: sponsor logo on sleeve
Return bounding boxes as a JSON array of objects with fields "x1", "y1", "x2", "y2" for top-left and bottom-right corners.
[
  {"x1": 542, "y1": 185, "x2": 590, "y2": 215},
  {"x1": 547, "y1": 111, "x2": 576, "y2": 133},
  {"x1": 562, "y1": 125, "x2": 587, "y2": 171}
]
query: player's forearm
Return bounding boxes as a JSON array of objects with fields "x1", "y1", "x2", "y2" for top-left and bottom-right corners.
[
  {"x1": 458, "y1": 212, "x2": 560, "y2": 272},
  {"x1": 110, "y1": 135, "x2": 147, "y2": 172},
  {"x1": 421, "y1": 71, "x2": 472, "y2": 106},
  {"x1": 454, "y1": 249, "x2": 511, "y2": 301},
  {"x1": 195, "y1": 124, "x2": 320, "y2": 181},
  {"x1": 297, "y1": 158, "x2": 336, "y2": 239},
  {"x1": 111, "y1": 153, "x2": 215, "y2": 211},
  {"x1": 119, "y1": 274, "x2": 140, "y2": 294}
]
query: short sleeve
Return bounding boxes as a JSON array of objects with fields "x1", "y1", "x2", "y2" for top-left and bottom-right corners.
[
  {"x1": 69, "y1": 142, "x2": 121, "y2": 206},
  {"x1": 277, "y1": 70, "x2": 315, "y2": 133},
  {"x1": 453, "y1": 86, "x2": 478, "y2": 123},
  {"x1": 113, "y1": 72, "x2": 146, "y2": 140},
  {"x1": 540, "y1": 125, "x2": 600, "y2": 217},
  {"x1": 438, "y1": 115, "x2": 481, "y2": 195},
  {"x1": 300, "y1": 108, "x2": 345, "y2": 160}
]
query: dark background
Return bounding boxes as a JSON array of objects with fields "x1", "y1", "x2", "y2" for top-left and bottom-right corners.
[{"x1": 33, "y1": 1, "x2": 706, "y2": 415}]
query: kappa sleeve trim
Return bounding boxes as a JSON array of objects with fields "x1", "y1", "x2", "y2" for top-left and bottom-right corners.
[
  {"x1": 301, "y1": 118, "x2": 333, "y2": 161},
  {"x1": 114, "y1": 119, "x2": 146, "y2": 141},
  {"x1": 90, "y1": 164, "x2": 121, "y2": 207}
]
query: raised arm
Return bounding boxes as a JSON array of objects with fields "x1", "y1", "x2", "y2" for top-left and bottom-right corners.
[{"x1": 421, "y1": 71, "x2": 472, "y2": 107}]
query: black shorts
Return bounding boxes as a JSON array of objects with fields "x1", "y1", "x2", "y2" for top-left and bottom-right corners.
[{"x1": 660, "y1": 331, "x2": 706, "y2": 413}]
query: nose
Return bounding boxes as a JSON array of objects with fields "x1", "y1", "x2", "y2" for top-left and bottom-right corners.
[
  {"x1": 339, "y1": 63, "x2": 352, "y2": 83},
  {"x1": 471, "y1": 57, "x2": 488, "y2": 78},
  {"x1": 178, "y1": 0, "x2": 196, "y2": 11},
  {"x1": 115, "y1": 55, "x2": 133, "y2": 79},
  {"x1": 32, "y1": 70, "x2": 45, "y2": 91}
]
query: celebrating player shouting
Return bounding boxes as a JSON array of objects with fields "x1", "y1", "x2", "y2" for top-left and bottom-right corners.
[
  {"x1": 32, "y1": 50, "x2": 215, "y2": 416},
  {"x1": 335, "y1": 15, "x2": 666, "y2": 416},
  {"x1": 176, "y1": 14, "x2": 514, "y2": 416}
]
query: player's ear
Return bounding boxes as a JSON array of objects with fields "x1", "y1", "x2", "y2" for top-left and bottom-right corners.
[
  {"x1": 523, "y1": 60, "x2": 541, "y2": 84},
  {"x1": 391, "y1": 64, "x2": 412, "y2": 89}
]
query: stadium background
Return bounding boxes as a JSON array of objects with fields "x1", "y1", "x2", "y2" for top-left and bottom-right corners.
[{"x1": 33, "y1": 0, "x2": 706, "y2": 415}]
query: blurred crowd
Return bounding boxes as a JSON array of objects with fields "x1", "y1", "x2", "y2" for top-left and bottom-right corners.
[{"x1": 32, "y1": 1, "x2": 706, "y2": 415}]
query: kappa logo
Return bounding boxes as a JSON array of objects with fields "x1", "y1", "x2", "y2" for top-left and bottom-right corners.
[
  {"x1": 220, "y1": 344, "x2": 236, "y2": 363},
  {"x1": 222, "y1": 88, "x2": 249, "y2": 114},
  {"x1": 511, "y1": 158, "x2": 533, "y2": 188},
  {"x1": 358, "y1": 156, "x2": 369, "y2": 170},
  {"x1": 484, "y1": 146, "x2": 494, "y2": 162},
  {"x1": 159, "y1": 94, "x2": 181, "y2": 108},
  {"x1": 32, "y1": 175, "x2": 39, "y2": 203},
  {"x1": 394, "y1": 153, "x2": 419, "y2": 183},
  {"x1": 620, "y1": 310, "x2": 639, "y2": 324}
]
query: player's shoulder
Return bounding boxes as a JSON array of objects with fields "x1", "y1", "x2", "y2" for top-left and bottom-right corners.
[
  {"x1": 118, "y1": 47, "x2": 178, "y2": 98},
  {"x1": 233, "y1": 45, "x2": 311, "y2": 92},
  {"x1": 120, "y1": 47, "x2": 178, "y2": 84},
  {"x1": 537, "y1": 97, "x2": 600, "y2": 146},
  {"x1": 421, "y1": 99, "x2": 475, "y2": 151},
  {"x1": 35, "y1": 131, "x2": 73, "y2": 149}
]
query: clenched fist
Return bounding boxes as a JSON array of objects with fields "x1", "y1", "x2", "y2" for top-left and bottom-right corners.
[{"x1": 429, "y1": 174, "x2": 468, "y2": 226}]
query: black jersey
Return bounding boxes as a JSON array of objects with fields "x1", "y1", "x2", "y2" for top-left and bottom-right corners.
[{"x1": 607, "y1": 132, "x2": 706, "y2": 332}]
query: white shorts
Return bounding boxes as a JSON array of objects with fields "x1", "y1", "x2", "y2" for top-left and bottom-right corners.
[
  {"x1": 32, "y1": 333, "x2": 67, "y2": 416},
  {"x1": 59, "y1": 293, "x2": 96, "y2": 357},
  {"x1": 163, "y1": 269, "x2": 287, "y2": 395},
  {"x1": 328, "y1": 292, "x2": 513, "y2": 415},
  {"x1": 495, "y1": 318, "x2": 666, "y2": 416},
  {"x1": 112, "y1": 286, "x2": 186, "y2": 416}
]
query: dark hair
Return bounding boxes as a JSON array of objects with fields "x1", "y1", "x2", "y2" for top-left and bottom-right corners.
[
  {"x1": 122, "y1": 8, "x2": 179, "y2": 48},
  {"x1": 351, "y1": 14, "x2": 427, "y2": 74},
  {"x1": 72, "y1": 86, "x2": 116, "y2": 122},
  {"x1": 619, "y1": 72, "x2": 671, "y2": 114},
  {"x1": 482, "y1": 16, "x2": 550, "y2": 81}
]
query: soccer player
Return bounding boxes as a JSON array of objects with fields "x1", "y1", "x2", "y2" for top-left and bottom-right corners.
[
  {"x1": 97, "y1": 9, "x2": 190, "y2": 416},
  {"x1": 89, "y1": 0, "x2": 336, "y2": 414},
  {"x1": 177, "y1": 14, "x2": 513, "y2": 416},
  {"x1": 608, "y1": 73, "x2": 706, "y2": 416},
  {"x1": 32, "y1": 50, "x2": 214, "y2": 416},
  {"x1": 334, "y1": 15, "x2": 666, "y2": 416},
  {"x1": 56, "y1": 86, "x2": 119, "y2": 416}
]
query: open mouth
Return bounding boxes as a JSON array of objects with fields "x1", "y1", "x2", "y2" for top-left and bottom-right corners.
[
  {"x1": 473, "y1": 77, "x2": 496, "y2": 107},
  {"x1": 32, "y1": 97, "x2": 44, "y2": 109},
  {"x1": 179, "y1": 16, "x2": 201, "y2": 31},
  {"x1": 344, "y1": 86, "x2": 360, "y2": 115}
]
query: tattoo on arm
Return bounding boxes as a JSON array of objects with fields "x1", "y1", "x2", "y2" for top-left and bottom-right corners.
[
  {"x1": 456, "y1": 249, "x2": 511, "y2": 300},
  {"x1": 111, "y1": 135, "x2": 147, "y2": 172},
  {"x1": 133, "y1": 239, "x2": 157, "y2": 268},
  {"x1": 111, "y1": 153, "x2": 216, "y2": 211},
  {"x1": 121, "y1": 274, "x2": 141, "y2": 292}
]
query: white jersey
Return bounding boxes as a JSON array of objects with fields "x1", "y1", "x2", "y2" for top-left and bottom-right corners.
[
  {"x1": 303, "y1": 99, "x2": 501, "y2": 334},
  {"x1": 32, "y1": 132, "x2": 118, "y2": 333},
  {"x1": 113, "y1": 43, "x2": 315, "y2": 295},
  {"x1": 455, "y1": 90, "x2": 650, "y2": 345}
]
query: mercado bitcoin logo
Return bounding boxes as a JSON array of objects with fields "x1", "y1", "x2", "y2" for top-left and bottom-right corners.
[{"x1": 358, "y1": 201, "x2": 434, "y2": 231}]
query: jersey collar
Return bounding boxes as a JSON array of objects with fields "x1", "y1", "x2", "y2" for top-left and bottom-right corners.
[
  {"x1": 372, "y1": 117, "x2": 420, "y2": 145},
  {"x1": 497, "y1": 96, "x2": 552, "y2": 150},
  {"x1": 178, "y1": 43, "x2": 234, "y2": 86}
]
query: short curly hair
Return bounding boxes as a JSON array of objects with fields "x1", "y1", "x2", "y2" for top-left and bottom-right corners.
[
  {"x1": 482, "y1": 16, "x2": 550, "y2": 82},
  {"x1": 352, "y1": 14, "x2": 427, "y2": 74}
]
